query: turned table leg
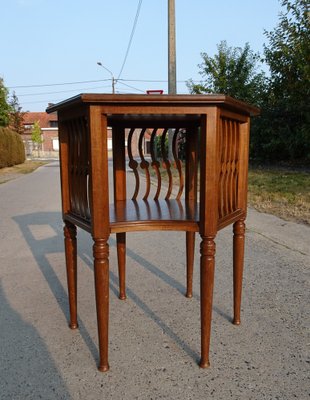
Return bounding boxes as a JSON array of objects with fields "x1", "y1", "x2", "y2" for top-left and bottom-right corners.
[
  {"x1": 233, "y1": 219, "x2": 246, "y2": 325},
  {"x1": 93, "y1": 238, "x2": 110, "y2": 372},
  {"x1": 64, "y1": 221, "x2": 78, "y2": 329},
  {"x1": 199, "y1": 236, "x2": 216, "y2": 368},
  {"x1": 116, "y1": 232, "x2": 126, "y2": 300},
  {"x1": 186, "y1": 231, "x2": 195, "y2": 298}
]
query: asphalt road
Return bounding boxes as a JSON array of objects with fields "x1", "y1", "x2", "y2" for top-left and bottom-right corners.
[{"x1": 0, "y1": 162, "x2": 309, "y2": 400}]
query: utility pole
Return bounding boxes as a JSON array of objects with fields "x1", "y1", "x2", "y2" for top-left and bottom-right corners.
[
  {"x1": 168, "y1": 0, "x2": 177, "y2": 94},
  {"x1": 168, "y1": 0, "x2": 177, "y2": 159}
]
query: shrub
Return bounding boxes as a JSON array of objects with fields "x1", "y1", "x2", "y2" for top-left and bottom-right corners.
[{"x1": 0, "y1": 127, "x2": 25, "y2": 168}]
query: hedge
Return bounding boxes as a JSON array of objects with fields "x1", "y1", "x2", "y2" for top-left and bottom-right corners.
[{"x1": 0, "y1": 127, "x2": 25, "y2": 168}]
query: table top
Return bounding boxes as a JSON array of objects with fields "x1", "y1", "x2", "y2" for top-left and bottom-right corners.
[{"x1": 46, "y1": 93, "x2": 260, "y2": 116}]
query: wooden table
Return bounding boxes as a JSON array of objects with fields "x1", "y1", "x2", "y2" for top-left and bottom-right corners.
[{"x1": 47, "y1": 94, "x2": 259, "y2": 372}]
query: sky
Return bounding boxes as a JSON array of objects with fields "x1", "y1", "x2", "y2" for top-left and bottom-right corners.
[{"x1": 1, "y1": 0, "x2": 282, "y2": 112}]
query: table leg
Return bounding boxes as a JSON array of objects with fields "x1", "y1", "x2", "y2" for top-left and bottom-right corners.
[
  {"x1": 64, "y1": 221, "x2": 78, "y2": 329},
  {"x1": 117, "y1": 232, "x2": 126, "y2": 300},
  {"x1": 199, "y1": 236, "x2": 216, "y2": 368},
  {"x1": 233, "y1": 219, "x2": 245, "y2": 325},
  {"x1": 186, "y1": 231, "x2": 195, "y2": 298},
  {"x1": 93, "y1": 238, "x2": 110, "y2": 372}
]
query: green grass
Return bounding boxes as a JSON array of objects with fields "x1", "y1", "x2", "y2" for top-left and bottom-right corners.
[
  {"x1": 248, "y1": 168, "x2": 310, "y2": 225},
  {"x1": 150, "y1": 164, "x2": 310, "y2": 225}
]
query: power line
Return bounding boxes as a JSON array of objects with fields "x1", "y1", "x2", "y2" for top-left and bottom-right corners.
[
  {"x1": 8, "y1": 79, "x2": 110, "y2": 89},
  {"x1": 117, "y1": 80, "x2": 145, "y2": 93},
  {"x1": 117, "y1": 0, "x2": 143, "y2": 80},
  {"x1": 17, "y1": 85, "x2": 111, "y2": 97},
  {"x1": 8, "y1": 78, "x2": 195, "y2": 91}
]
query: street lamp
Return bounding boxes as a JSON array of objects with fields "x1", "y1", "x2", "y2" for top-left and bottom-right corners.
[{"x1": 97, "y1": 61, "x2": 116, "y2": 94}]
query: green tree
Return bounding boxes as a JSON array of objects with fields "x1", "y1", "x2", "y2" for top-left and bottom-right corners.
[
  {"x1": 187, "y1": 41, "x2": 266, "y2": 106},
  {"x1": 0, "y1": 78, "x2": 12, "y2": 127},
  {"x1": 31, "y1": 120, "x2": 43, "y2": 157},
  {"x1": 9, "y1": 92, "x2": 25, "y2": 135},
  {"x1": 258, "y1": 0, "x2": 310, "y2": 162}
]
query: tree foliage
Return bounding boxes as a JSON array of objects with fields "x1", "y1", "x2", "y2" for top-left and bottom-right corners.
[
  {"x1": 255, "y1": 0, "x2": 310, "y2": 162},
  {"x1": 9, "y1": 91, "x2": 26, "y2": 135},
  {"x1": 0, "y1": 78, "x2": 12, "y2": 127},
  {"x1": 31, "y1": 121, "x2": 43, "y2": 158},
  {"x1": 187, "y1": 0, "x2": 309, "y2": 165},
  {"x1": 187, "y1": 41, "x2": 266, "y2": 106},
  {"x1": 31, "y1": 120, "x2": 43, "y2": 145}
]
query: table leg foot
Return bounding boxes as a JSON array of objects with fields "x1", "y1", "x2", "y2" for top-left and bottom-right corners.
[
  {"x1": 199, "y1": 359, "x2": 210, "y2": 368},
  {"x1": 69, "y1": 322, "x2": 79, "y2": 329},
  {"x1": 98, "y1": 364, "x2": 110, "y2": 372}
]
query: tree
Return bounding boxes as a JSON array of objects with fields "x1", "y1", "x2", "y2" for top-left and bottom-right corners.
[
  {"x1": 31, "y1": 120, "x2": 43, "y2": 157},
  {"x1": 259, "y1": 0, "x2": 310, "y2": 162},
  {"x1": 187, "y1": 41, "x2": 266, "y2": 106},
  {"x1": 0, "y1": 78, "x2": 12, "y2": 127},
  {"x1": 9, "y1": 91, "x2": 26, "y2": 135}
]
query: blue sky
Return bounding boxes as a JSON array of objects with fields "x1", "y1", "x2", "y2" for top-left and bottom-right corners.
[{"x1": 1, "y1": 0, "x2": 282, "y2": 111}]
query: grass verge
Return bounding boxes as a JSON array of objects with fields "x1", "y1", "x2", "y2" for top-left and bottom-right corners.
[{"x1": 248, "y1": 167, "x2": 310, "y2": 225}]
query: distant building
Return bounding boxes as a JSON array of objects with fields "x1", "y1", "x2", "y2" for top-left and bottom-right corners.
[
  {"x1": 22, "y1": 111, "x2": 59, "y2": 158},
  {"x1": 21, "y1": 109, "x2": 153, "y2": 160}
]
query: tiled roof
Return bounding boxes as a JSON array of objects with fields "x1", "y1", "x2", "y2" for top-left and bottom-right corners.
[{"x1": 23, "y1": 111, "x2": 57, "y2": 128}]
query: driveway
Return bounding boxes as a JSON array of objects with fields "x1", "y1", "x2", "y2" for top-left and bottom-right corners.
[{"x1": 0, "y1": 162, "x2": 309, "y2": 399}]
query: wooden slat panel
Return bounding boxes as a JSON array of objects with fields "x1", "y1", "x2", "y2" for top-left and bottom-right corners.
[
  {"x1": 65, "y1": 116, "x2": 91, "y2": 223},
  {"x1": 218, "y1": 117, "x2": 240, "y2": 221}
]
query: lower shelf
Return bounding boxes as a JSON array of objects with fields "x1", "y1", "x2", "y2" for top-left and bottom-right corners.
[
  {"x1": 64, "y1": 200, "x2": 245, "y2": 234},
  {"x1": 109, "y1": 199, "x2": 199, "y2": 233}
]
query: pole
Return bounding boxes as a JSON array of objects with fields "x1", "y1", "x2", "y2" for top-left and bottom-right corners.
[
  {"x1": 168, "y1": 0, "x2": 177, "y2": 94},
  {"x1": 168, "y1": 0, "x2": 177, "y2": 159}
]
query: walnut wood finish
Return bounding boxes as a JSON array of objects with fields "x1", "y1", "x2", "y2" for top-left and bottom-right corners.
[
  {"x1": 47, "y1": 94, "x2": 259, "y2": 372},
  {"x1": 64, "y1": 221, "x2": 78, "y2": 329}
]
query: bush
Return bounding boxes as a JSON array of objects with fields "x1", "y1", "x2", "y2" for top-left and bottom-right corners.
[{"x1": 0, "y1": 127, "x2": 25, "y2": 168}]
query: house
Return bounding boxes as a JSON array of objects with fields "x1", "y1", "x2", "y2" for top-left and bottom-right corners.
[
  {"x1": 22, "y1": 109, "x2": 153, "y2": 160},
  {"x1": 22, "y1": 110, "x2": 59, "y2": 158}
]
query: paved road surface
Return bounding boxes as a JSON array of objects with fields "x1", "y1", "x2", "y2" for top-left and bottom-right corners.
[{"x1": 0, "y1": 162, "x2": 309, "y2": 399}]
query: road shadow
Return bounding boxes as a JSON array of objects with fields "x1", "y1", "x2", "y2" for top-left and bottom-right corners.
[
  {"x1": 80, "y1": 250, "x2": 200, "y2": 364},
  {"x1": 13, "y1": 212, "x2": 98, "y2": 366},
  {"x1": 108, "y1": 236, "x2": 232, "y2": 323},
  {"x1": 0, "y1": 281, "x2": 72, "y2": 399}
]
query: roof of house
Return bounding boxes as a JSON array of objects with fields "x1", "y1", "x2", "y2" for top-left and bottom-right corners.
[{"x1": 23, "y1": 111, "x2": 57, "y2": 128}]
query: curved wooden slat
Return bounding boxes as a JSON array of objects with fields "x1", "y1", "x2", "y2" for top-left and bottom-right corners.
[
  {"x1": 228, "y1": 120, "x2": 234, "y2": 214},
  {"x1": 79, "y1": 117, "x2": 90, "y2": 220},
  {"x1": 138, "y1": 128, "x2": 151, "y2": 200},
  {"x1": 68, "y1": 120, "x2": 79, "y2": 216},
  {"x1": 127, "y1": 128, "x2": 140, "y2": 200},
  {"x1": 172, "y1": 128, "x2": 184, "y2": 200},
  {"x1": 161, "y1": 128, "x2": 173, "y2": 200},
  {"x1": 150, "y1": 128, "x2": 162, "y2": 200},
  {"x1": 233, "y1": 121, "x2": 239, "y2": 211},
  {"x1": 222, "y1": 119, "x2": 229, "y2": 217}
]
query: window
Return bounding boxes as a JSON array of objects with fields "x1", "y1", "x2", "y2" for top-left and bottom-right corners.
[
  {"x1": 52, "y1": 139, "x2": 59, "y2": 151},
  {"x1": 49, "y1": 120, "x2": 58, "y2": 128}
]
